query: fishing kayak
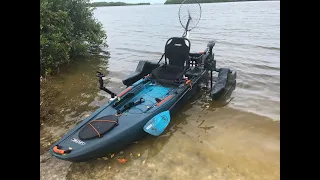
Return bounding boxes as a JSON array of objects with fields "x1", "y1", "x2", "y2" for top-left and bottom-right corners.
[
  {"x1": 49, "y1": 36, "x2": 236, "y2": 162},
  {"x1": 50, "y1": 67, "x2": 203, "y2": 162},
  {"x1": 49, "y1": 1, "x2": 237, "y2": 162}
]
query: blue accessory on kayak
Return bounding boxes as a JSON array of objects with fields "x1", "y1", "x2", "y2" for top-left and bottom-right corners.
[{"x1": 143, "y1": 110, "x2": 171, "y2": 136}]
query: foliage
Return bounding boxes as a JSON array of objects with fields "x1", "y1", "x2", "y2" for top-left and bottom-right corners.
[
  {"x1": 40, "y1": 0, "x2": 107, "y2": 76},
  {"x1": 88, "y1": 2, "x2": 150, "y2": 7}
]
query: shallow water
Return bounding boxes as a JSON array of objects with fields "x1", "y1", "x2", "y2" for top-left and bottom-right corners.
[
  {"x1": 40, "y1": 1, "x2": 280, "y2": 180},
  {"x1": 41, "y1": 105, "x2": 280, "y2": 180}
]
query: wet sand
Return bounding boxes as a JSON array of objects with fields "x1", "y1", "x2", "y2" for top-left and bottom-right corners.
[{"x1": 40, "y1": 106, "x2": 279, "y2": 180}]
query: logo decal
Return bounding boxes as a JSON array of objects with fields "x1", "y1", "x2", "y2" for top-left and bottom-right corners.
[{"x1": 71, "y1": 138, "x2": 86, "y2": 145}]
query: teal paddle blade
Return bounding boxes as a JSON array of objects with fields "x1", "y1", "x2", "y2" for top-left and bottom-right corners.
[{"x1": 143, "y1": 111, "x2": 171, "y2": 136}]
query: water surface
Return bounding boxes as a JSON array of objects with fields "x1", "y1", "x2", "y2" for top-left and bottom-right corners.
[{"x1": 95, "y1": 1, "x2": 280, "y2": 120}]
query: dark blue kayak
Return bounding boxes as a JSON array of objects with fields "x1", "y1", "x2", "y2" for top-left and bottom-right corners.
[{"x1": 49, "y1": 36, "x2": 236, "y2": 162}]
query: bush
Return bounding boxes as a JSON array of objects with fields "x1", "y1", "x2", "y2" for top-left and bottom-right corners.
[
  {"x1": 40, "y1": 0, "x2": 107, "y2": 123},
  {"x1": 40, "y1": 0, "x2": 107, "y2": 76}
]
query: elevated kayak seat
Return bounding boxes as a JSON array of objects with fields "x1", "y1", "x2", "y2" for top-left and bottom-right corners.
[{"x1": 151, "y1": 37, "x2": 191, "y2": 85}]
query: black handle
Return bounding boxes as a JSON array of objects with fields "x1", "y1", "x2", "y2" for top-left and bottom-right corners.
[{"x1": 96, "y1": 71, "x2": 116, "y2": 98}]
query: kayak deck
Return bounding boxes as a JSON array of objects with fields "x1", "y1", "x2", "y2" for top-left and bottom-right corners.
[{"x1": 118, "y1": 82, "x2": 173, "y2": 114}]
